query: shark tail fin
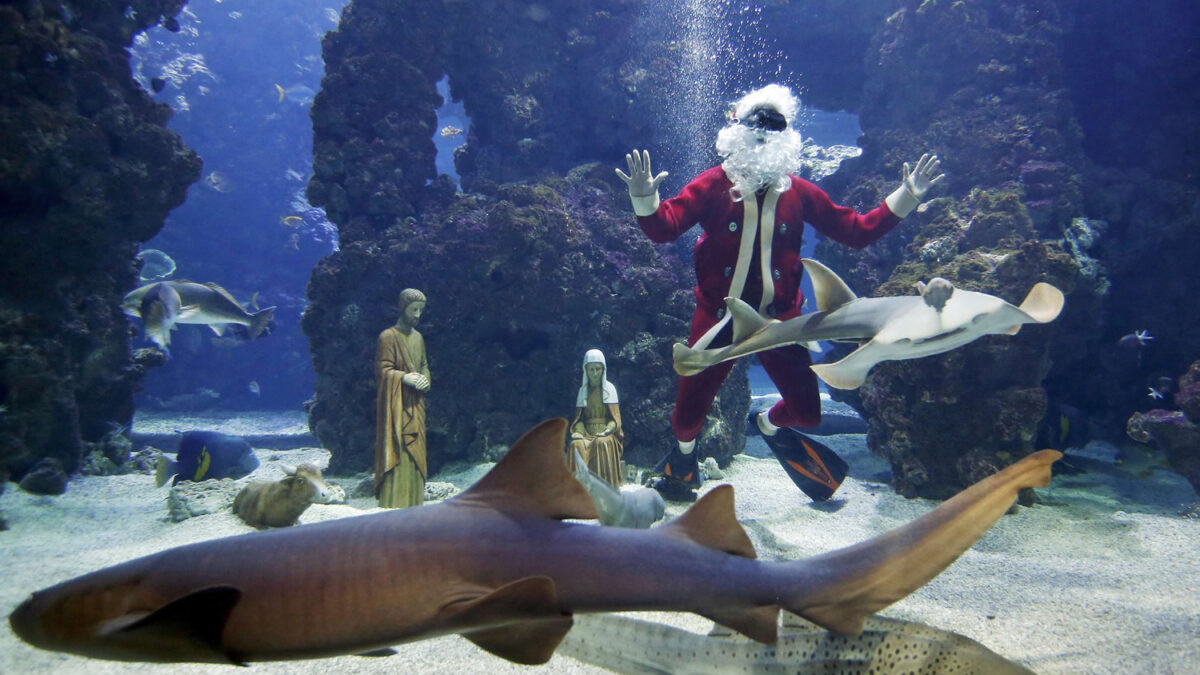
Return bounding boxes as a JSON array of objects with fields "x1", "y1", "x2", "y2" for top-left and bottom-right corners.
[
  {"x1": 726, "y1": 297, "x2": 768, "y2": 343},
  {"x1": 802, "y1": 259, "x2": 858, "y2": 312},
  {"x1": 155, "y1": 455, "x2": 177, "y2": 488},
  {"x1": 249, "y1": 306, "x2": 276, "y2": 339},
  {"x1": 779, "y1": 449, "x2": 1061, "y2": 635},
  {"x1": 660, "y1": 486, "x2": 780, "y2": 642},
  {"x1": 671, "y1": 342, "x2": 708, "y2": 377},
  {"x1": 1017, "y1": 282, "x2": 1065, "y2": 324}
]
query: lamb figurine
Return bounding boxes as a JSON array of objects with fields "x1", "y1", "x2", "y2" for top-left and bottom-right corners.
[{"x1": 233, "y1": 463, "x2": 331, "y2": 529}]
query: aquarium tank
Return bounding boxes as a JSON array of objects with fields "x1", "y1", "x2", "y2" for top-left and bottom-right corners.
[{"x1": 1, "y1": 1, "x2": 1198, "y2": 673}]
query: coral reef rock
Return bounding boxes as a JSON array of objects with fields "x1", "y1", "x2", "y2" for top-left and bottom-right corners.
[
  {"x1": 0, "y1": 1, "x2": 200, "y2": 489},
  {"x1": 1127, "y1": 360, "x2": 1200, "y2": 497}
]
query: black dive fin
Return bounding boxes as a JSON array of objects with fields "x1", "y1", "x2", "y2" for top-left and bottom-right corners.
[
  {"x1": 764, "y1": 429, "x2": 849, "y2": 502},
  {"x1": 447, "y1": 576, "x2": 573, "y2": 665},
  {"x1": 100, "y1": 585, "x2": 244, "y2": 665}
]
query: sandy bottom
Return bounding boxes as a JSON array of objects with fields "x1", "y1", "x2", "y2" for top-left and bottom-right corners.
[{"x1": 2, "y1": 412, "x2": 1198, "y2": 674}]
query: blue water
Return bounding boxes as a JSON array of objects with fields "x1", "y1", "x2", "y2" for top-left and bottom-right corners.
[{"x1": 130, "y1": 0, "x2": 346, "y2": 410}]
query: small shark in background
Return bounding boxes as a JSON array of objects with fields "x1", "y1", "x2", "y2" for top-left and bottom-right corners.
[
  {"x1": 571, "y1": 449, "x2": 665, "y2": 528},
  {"x1": 131, "y1": 281, "x2": 184, "y2": 350},
  {"x1": 9, "y1": 419, "x2": 1059, "y2": 666},
  {"x1": 559, "y1": 612, "x2": 1034, "y2": 674},
  {"x1": 674, "y1": 259, "x2": 1064, "y2": 390},
  {"x1": 123, "y1": 280, "x2": 275, "y2": 352}
]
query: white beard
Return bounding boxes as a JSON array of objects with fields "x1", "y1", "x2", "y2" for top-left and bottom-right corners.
[{"x1": 715, "y1": 124, "x2": 805, "y2": 201}]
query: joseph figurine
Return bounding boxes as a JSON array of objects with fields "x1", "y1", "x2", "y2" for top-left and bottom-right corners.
[{"x1": 374, "y1": 288, "x2": 431, "y2": 508}]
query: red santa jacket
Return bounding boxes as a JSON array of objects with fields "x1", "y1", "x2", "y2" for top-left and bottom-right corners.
[{"x1": 637, "y1": 166, "x2": 901, "y2": 345}]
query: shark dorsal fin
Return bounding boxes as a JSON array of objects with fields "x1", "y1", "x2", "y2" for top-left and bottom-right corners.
[
  {"x1": 726, "y1": 297, "x2": 769, "y2": 343},
  {"x1": 802, "y1": 259, "x2": 858, "y2": 312},
  {"x1": 456, "y1": 419, "x2": 599, "y2": 521},
  {"x1": 661, "y1": 485, "x2": 756, "y2": 559},
  {"x1": 203, "y1": 282, "x2": 248, "y2": 310}
]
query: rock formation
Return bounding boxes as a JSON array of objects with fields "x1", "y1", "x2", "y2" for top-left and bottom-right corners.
[{"x1": 0, "y1": 0, "x2": 199, "y2": 486}]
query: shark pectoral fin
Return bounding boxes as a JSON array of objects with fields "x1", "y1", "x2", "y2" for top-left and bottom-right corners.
[
  {"x1": 802, "y1": 259, "x2": 858, "y2": 312},
  {"x1": 455, "y1": 419, "x2": 599, "y2": 520},
  {"x1": 672, "y1": 342, "x2": 709, "y2": 377},
  {"x1": 726, "y1": 297, "x2": 768, "y2": 343},
  {"x1": 661, "y1": 485, "x2": 757, "y2": 559},
  {"x1": 452, "y1": 577, "x2": 573, "y2": 665},
  {"x1": 809, "y1": 348, "x2": 875, "y2": 391},
  {"x1": 789, "y1": 450, "x2": 1061, "y2": 636},
  {"x1": 464, "y1": 617, "x2": 574, "y2": 665},
  {"x1": 700, "y1": 605, "x2": 780, "y2": 644},
  {"x1": 1004, "y1": 325, "x2": 1021, "y2": 336},
  {"x1": 209, "y1": 324, "x2": 227, "y2": 336},
  {"x1": 1018, "y1": 282, "x2": 1064, "y2": 324},
  {"x1": 100, "y1": 585, "x2": 243, "y2": 664}
]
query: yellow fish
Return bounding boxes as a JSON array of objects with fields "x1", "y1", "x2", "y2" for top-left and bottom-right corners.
[
  {"x1": 440, "y1": 125, "x2": 463, "y2": 137},
  {"x1": 281, "y1": 215, "x2": 303, "y2": 227}
]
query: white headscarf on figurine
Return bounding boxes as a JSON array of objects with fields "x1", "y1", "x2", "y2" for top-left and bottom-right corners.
[
  {"x1": 715, "y1": 84, "x2": 806, "y2": 201},
  {"x1": 576, "y1": 349, "x2": 619, "y2": 407}
]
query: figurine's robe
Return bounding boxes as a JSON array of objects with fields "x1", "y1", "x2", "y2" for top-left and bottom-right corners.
[
  {"x1": 567, "y1": 391, "x2": 624, "y2": 487},
  {"x1": 374, "y1": 326, "x2": 428, "y2": 507}
]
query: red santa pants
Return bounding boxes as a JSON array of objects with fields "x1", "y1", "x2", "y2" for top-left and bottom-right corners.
[{"x1": 671, "y1": 342, "x2": 822, "y2": 442}]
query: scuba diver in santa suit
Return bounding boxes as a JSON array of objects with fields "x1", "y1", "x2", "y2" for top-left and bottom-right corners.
[{"x1": 616, "y1": 84, "x2": 943, "y2": 501}]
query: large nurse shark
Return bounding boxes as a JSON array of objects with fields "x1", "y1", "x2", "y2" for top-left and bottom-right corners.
[
  {"x1": 674, "y1": 259, "x2": 1064, "y2": 389},
  {"x1": 9, "y1": 419, "x2": 1059, "y2": 666}
]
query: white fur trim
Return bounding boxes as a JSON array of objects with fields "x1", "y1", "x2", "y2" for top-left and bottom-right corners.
[
  {"x1": 756, "y1": 411, "x2": 780, "y2": 436},
  {"x1": 885, "y1": 184, "x2": 920, "y2": 218},
  {"x1": 630, "y1": 191, "x2": 660, "y2": 217}
]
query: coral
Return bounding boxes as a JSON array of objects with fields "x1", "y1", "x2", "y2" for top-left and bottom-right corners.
[
  {"x1": 1128, "y1": 360, "x2": 1200, "y2": 496},
  {"x1": 1177, "y1": 362, "x2": 1200, "y2": 423},
  {"x1": 0, "y1": 1, "x2": 199, "y2": 486}
]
